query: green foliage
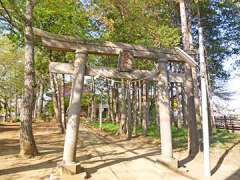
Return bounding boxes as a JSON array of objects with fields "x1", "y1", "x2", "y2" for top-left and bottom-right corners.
[
  {"x1": 86, "y1": 0, "x2": 180, "y2": 69},
  {"x1": 0, "y1": 37, "x2": 24, "y2": 99},
  {"x1": 81, "y1": 92, "x2": 93, "y2": 106},
  {"x1": 87, "y1": 120, "x2": 240, "y2": 150},
  {"x1": 34, "y1": 0, "x2": 92, "y2": 38},
  {"x1": 211, "y1": 128, "x2": 240, "y2": 148},
  {"x1": 46, "y1": 100, "x2": 54, "y2": 117},
  {"x1": 92, "y1": 0, "x2": 180, "y2": 47},
  {"x1": 192, "y1": 0, "x2": 240, "y2": 84},
  {"x1": 86, "y1": 120, "x2": 119, "y2": 134}
]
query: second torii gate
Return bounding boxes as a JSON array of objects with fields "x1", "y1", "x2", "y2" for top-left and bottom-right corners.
[{"x1": 33, "y1": 28, "x2": 199, "y2": 174}]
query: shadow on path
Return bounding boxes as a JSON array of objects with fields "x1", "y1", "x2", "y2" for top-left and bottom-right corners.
[
  {"x1": 0, "y1": 156, "x2": 61, "y2": 176},
  {"x1": 82, "y1": 129, "x2": 197, "y2": 180},
  {"x1": 211, "y1": 140, "x2": 240, "y2": 175}
]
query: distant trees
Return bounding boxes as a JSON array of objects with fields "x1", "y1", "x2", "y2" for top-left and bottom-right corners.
[{"x1": 0, "y1": 37, "x2": 24, "y2": 121}]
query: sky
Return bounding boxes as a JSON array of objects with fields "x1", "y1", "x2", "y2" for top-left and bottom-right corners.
[{"x1": 213, "y1": 55, "x2": 240, "y2": 114}]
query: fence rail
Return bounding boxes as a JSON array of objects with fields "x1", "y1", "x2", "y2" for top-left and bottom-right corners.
[{"x1": 215, "y1": 116, "x2": 240, "y2": 131}]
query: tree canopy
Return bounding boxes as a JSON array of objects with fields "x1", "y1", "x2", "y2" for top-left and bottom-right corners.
[{"x1": 0, "y1": 0, "x2": 239, "y2": 85}]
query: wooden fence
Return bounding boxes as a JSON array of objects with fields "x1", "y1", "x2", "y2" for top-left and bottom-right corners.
[{"x1": 215, "y1": 116, "x2": 240, "y2": 131}]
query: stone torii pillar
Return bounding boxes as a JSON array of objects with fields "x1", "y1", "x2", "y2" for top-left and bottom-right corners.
[
  {"x1": 62, "y1": 49, "x2": 87, "y2": 174},
  {"x1": 156, "y1": 61, "x2": 178, "y2": 167}
]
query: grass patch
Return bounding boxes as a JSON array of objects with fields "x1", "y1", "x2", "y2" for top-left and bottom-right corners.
[
  {"x1": 85, "y1": 120, "x2": 240, "y2": 150},
  {"x1": 85, "y1": 120, "x2": 119, "y2": 134},
  {"x1": 211, "y1": 128, "x2": 240, "y2": 148}
]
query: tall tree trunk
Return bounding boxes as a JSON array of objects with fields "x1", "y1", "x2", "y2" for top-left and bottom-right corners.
[
  {"x1": 154, "y1": 82, "x2": 160, "y2": 135},
  {"x1": 181, "y1": 84, "x2": 187, "y2": 127},
  {"x1": 142, "y1": 81, "x2": 149, "y2": 136},
  {"x1": 132, "y1": 82, "x2": 137, "y2": 135},
  {"x1": 119, "y1": 80, "x2": 127, "y2": 135},
  {"x1": 8, "y1": 99, "x2": 12, "y2": 120},
  {"x1": 20, "y1": 0, "x2": 38, "y2": 157},
  {"x1": 99, "y1": 93, "x2": 103, "y2": 129},
  {"x1": 4, "y1": 98, "x2": 8, "y2": 122},
  {"x1": 55, "y1": 74, "x2": 62, "y2": 127},
  {"x1": 90, "y1": 77, "x2": 96, "y2": 121},
  {"x1": 186, "y1": 0, "x2": 193, "y2": 50},
  {"x1": 106, "y1": 79, "x2": 113, "y2": 121},
  {"x1": 126, "y1": 81, "x2": 132, "y2": 139},
  {"x1": 111, "y1": 80, "x2": 117, "y2": 123},
  {"x1": 34, "y1": 81, "x2": 44, "y2": 120},
  {"x1": 50, "y1": 73, "x2": 64, "y2": 134},
  {"x1": 138, "y1": 81, "x2": 143, "y2": 129},
  {"x1": 170, "y1": 83, "x2": 177, "y2": 127},
  {"x1": 179, "y1": 0, "x2": 199, "y2": 157},
  {"x1": 15, "y1": 95, "x2": 18, "y2": 120},
  {"x1": 109, "y1": 80, "x2": 115, "y2": 122},
  {"x1": 115, "y1": 83, "x2": 120, "y2": 123},
  {"x1": 179, "y1": 0, "x2": 191, "y2": 50},
  {"x1": 63, "y1": 50, "x2": 87, "y2": 164},
  {"x1": 60, "y1": 74, "x2": 66, "y2": 129},
  {"x1": 185, "y1": 64, "x2": 199, "y2": 156}
]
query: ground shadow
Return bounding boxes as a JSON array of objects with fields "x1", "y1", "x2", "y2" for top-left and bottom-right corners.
[
  {"x1": 225, "y1": 168, "x2": 240, "y2": 180},
  {"x1": 211, "y1": 140, "x2": 240, "y2": 175},
  {"x1": 0, "y1": 125, "x2": 19, "y2": 132},
  {"x1": 0, "y1": 156, "x2": 61, "y2": 176},
  {"x1": 0, "y1": 139, "x2": 19, "y2": 156},
  {"x1": 82, "y1": 130, "x2": 197, "y2": 180}
]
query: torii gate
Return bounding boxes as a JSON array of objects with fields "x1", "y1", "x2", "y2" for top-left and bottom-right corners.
[{"x1": 33, "y1": 28, "x2": 199, "y2": 174}]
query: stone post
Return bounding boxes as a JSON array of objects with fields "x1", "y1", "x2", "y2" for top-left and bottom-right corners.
[
  {"x1": 156, "y1": 61, "x2": 178, "y2": 167},
  {"x1": 62, "y1": 49, "x2": 87, "y2": 174}
]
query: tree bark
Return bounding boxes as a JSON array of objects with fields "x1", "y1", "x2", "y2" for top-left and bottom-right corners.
[
  {"x1": 119, "y1": 80, "x2": 127, "y2": 135},
  {"x1": 115, "y1": 83, "x2": 121, "y2": 123},
  {"x1": 179, "y1": 0, "x2": 191, "y2": 50},
  {"x1": 154, "y1": 82, "x2": 160, "y2": 135},
  {"x1": 179, "y1": 0, "x2": 199, "y2": 157},
  {"x1": 51, "y1": 73, "x2": 64, "y2": 133},
  {"x1": 109, "y1": 80, "x2": 115, "y2": 122},
  {"x1": 138, "y1": 81, "x2": 143, "y2": 129},
  {"x1": 142, "y1": 81, "x2": 149, "y2": 136},
  {"x1": 90, "y1": 77, "x2": 96, "y2": 121},
  {"x1": 20, "y1": 0, "x2": 38, "y2": 157},
  {"x1": 60, "y1": 74, "x2": 66, "y2": 129},
  {"x1": 99, "y1": 93, "x2": 103, "y2": 130},
  {"x1": 15, "y1": 95, "x2": 18, "y2": 120},
  {"x1": 106, "y1": 79, "x2": 113, "y2": 121},
  {"x1": 111, "y1": 80, "x2": 117, "y2": 123},
  {"x1": 132, "y1": 82, "x2": 137, "y2": 135},
  {"x1": 3, "y1": 98, "x2": 8, "y2": 122},
  {"x1": 185, "y1": 64, "x2": 199, "y2": 157},
  {"x1": 63, "y1": 49, "x2": 87, "y2": 164},
  {"x1": 34, "y1": 81, "x2": 44, "y2": 120},
  {"x1": 126, "y1": 81, "x2": 132, "y2": 139}
]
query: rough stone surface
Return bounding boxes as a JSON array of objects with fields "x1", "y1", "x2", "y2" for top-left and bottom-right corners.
[{"x1": 61, "y1": 162, "x2": 84, "y2": 175}]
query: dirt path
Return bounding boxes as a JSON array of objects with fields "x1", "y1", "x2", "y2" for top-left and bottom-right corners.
[{"x1": 0, "y1": 122, "x2": 239, "y2": 180}]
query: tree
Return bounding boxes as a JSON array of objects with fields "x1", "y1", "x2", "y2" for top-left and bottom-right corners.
[
  {"x1": 19, "y1": 0, "x2": 38, "y2": 157},
  {"x1": 178, "y1": 0, "x2": 199, "y2": 157}
]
